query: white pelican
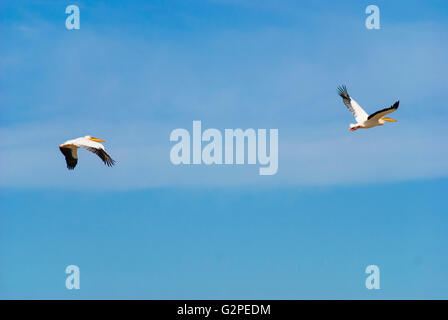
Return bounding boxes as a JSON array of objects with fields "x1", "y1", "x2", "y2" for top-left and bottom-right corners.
[
  {"x1": 59, "y1": 135, "x2": 116, "y2": 170},
  {"x1": 337, "y1": 85, "x2": 399, "y2": 131}
]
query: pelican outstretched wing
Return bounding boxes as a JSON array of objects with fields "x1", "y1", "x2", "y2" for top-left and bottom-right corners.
[
  {"x1": 367, "y1": 101, "x2": 400, "y2": 122},
  {"x1": 337, "y1": 85, "x2": 369, "y2": 123},
  {"x1": 76, "y1": 140, "x2": 116, "y2": 167},
  {"x1": 83, "y1": 146, "x2": 116, "y2": 167}
]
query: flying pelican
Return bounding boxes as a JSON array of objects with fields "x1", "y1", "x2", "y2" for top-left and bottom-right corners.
[
  {"x1": 59, "y1": 135, "x2": 116, "y2": 170},
  {"x1": 337, "y1": 85, "x2": 399, "y2": 131}
]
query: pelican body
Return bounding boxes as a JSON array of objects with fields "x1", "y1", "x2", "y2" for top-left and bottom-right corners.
[
  {"x1": 337, "y1": 85, "x2": 399, "y2": 131},
  {"x1": 59, "y1": 135, "x2": 115, "y2": 170}
]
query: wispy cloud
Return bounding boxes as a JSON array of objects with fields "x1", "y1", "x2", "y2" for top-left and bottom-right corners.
[{"x1": 1, "y1": 118, "x2": 447, "y2": 189}]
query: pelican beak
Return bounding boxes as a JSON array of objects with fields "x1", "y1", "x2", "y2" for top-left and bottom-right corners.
[
  {"x1": 382, "y1": 117, "x2": 397, "y2": 122},
  {"x1": 90, "y1": 137, "x2": 106, "y2": 142}
]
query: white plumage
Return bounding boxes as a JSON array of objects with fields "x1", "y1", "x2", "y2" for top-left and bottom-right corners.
[
  {"x1": 337, "y1": 85, "x2": 399, "y2": 131},
  {"x1": 59, "y1": 135, "x2": 115, "y2": 170}
]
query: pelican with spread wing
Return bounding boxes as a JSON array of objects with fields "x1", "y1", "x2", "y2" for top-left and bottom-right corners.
[
  {"x1": 59, "y1": 135, "x2": 116, "y2": 170},
  {"x1": 337, "y1": 85, "x2": 399, "y2": 131}
]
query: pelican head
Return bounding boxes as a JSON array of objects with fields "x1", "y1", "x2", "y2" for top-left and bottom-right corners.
[{"x1": 85, "y1": 135, "x2": 106, "y2": 142}]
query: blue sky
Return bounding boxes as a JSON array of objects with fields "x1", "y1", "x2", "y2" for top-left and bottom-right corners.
[{"x1": 1, "y1": 0, "x2": 447, "y2": 299}]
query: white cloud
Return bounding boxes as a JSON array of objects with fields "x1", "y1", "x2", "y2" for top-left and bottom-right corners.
[{"x1": 1, "y1": 119, "x2": 446, "y2": 189}]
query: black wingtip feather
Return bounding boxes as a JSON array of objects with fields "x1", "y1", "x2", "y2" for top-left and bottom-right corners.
[
  {"x1": 87, "y1": 147, "x2": 116, "y2": 167},
  {"x1": 105, "y1": 157, "x2": 116, "y2": 167},
  {"x1": 337, "y1": 85, "x2": 349, "y2": 99}
]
